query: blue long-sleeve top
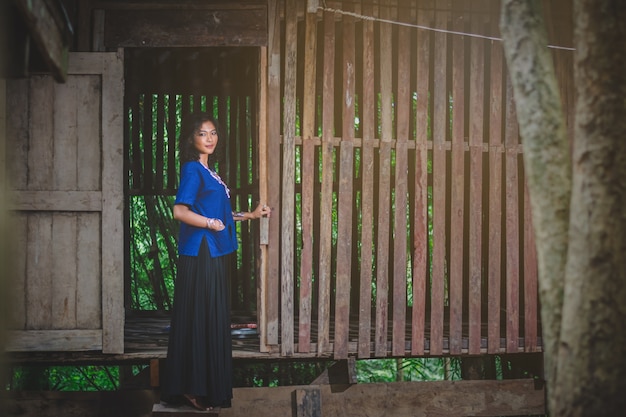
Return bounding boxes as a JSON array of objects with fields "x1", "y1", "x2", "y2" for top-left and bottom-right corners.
[{"x1": 174, "y1": 161, "x2": 237, "y2": 257}]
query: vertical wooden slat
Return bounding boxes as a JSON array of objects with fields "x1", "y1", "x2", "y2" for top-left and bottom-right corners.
[
  {"x1": 265, "y1": 0, "x2": 281, "y2": 349},
  {"x1": 430, "y1": 6, "x2": 449, "y2": 356},
  {"x1": 334, "y1": 7, "x2": 355, "y2": 360},
  {"x1": 524, "y1": 184, "x2": 538, "y2": 351},
  {"x1": 358, "y1": 0, "x2": 375, "y2": 359},
  {"x1": 6, "y1": 80, "x2": 29, "y2": 329},
  {"x1": 130, "y1": 95, "x2": 142, "y2": 191},
  {"x1": 280, "y1": 0, "x2": 298, "y2": 357},
  {"x1": 487, "y1": 40, "x2": 504, "y2": 354},
  {"x1": 257, "y1": 45, "x2": 272, "y2": 351},
  {"x1": 448, "y1": 5, "x2": 465, "y2": 356},
  {"x1": 76, "y1": 213, "x2": 102, "y2": 328},
  {"x1": 468, "y1": 16, "x2": 485, "y2": 355},
  {"x1": 53, "y1": 78, "x2": 78, "y2": 191},
  {"x1": 26, "y1": 213, "x2": 53, "y2": 329},
  {"x1": 504, "y1": 78, "x2": 520, "y2": 353},
  {"x1": 51, "y1": 213, "x2": 77, "y2": 329},
  {"x1": 392, "y1": 1, "x2": 410, "y2": 358},
  {"x1": 298, "y1": 8, "x2": 317, "y2": 354},
  {"x1": 52, "y1": 78, "x2": 79, "y2": 330},
  {"x1": 155, "y1": 94, "x2": 165, "y2": 190},
  {"x1": 26, "y1": 76, "x2": 54, "y2": 330},
  {"x1": 318, "y1": 9, "x2": 335, "y2": 355},
  {"x1": 77, "y1": 76, "x2": 101, "y2": 191},
  {"x1": 29, "y1": 77, "x2": 54, "y2": 190},
  {"x1": 411, "y1": 6, "x2": 432, "y2": 357},
  {"x1": 142, "y1": 93, "x2": 153, "y2": 191},
  {"x1": 375, "y1": 3, "x2": 393, "y2": 358},
  {"x1": 6, "y1": 79, "x2": 29, "y2": 190},
  {"x1": 11, "y1": 213, "x2": 28, "y2": 328},
  {"x1": 167, "y1": 94, "x2": 177, "y2": 190},
  {"x1": 101, "y1": 50, "x2": 125, "y2": 353}
]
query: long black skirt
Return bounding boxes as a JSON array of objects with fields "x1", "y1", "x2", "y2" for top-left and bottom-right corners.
[{"x1": 161, "y1": 238, "x2": 233, "y2": 408}]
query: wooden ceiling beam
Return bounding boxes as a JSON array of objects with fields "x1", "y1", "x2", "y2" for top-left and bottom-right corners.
[{"x1": 11, "y1": 0, "x2": 71, "y2": 82}]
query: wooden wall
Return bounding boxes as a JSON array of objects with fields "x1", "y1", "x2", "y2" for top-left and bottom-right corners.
[{"x1": 263, "y1": 0, "x2": 573, "y2": 358}]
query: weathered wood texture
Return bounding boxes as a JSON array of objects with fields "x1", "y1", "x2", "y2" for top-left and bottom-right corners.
[
  {"x1": 103, "y1": 8, "x2": 267, "y2": 47},
  {"x1": 262, "y1": 0, "x2": 569, "y2": 357},
  {"x1": 5, "y1": 379, "x2": 545, "y2": 417},
  {"x1": 5, "y1": 52, "x2": 124, "y2": 353},
  {"x1": 12, "y1": 0, "x2": 70, "y2": 82}
]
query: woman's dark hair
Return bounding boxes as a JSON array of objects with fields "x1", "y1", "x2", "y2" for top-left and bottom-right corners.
[{"x1": 178, "y1": 112, "x2": 221, "y2": 165}]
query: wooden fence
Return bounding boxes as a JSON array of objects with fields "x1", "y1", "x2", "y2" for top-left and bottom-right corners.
[{"x1": 263, "y1": 1, "x2": 565, "y2": 358}]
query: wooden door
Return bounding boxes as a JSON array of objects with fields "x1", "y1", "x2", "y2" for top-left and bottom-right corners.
[{"x1": 5, "y1": 51, "x2": 125, "y2": 354}]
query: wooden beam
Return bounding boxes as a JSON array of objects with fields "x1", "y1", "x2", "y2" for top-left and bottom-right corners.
[
  {"x1": 6, "y1": 379, "x2": 545, "y2": 417},
  {"x1": 103, "y1": 8, "x2": 267, "y2": 47},
  {"x1": 11, "y1": 0, "x2": 70, "y2": 82}
]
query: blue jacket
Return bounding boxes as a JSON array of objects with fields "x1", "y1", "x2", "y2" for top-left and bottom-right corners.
[{"x1": 175, "y1": 161, "x2": 237, "y2": 257}]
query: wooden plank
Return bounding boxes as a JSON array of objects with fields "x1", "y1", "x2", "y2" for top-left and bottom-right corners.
[
  {"x1": 6, "y1": 330, "x2": 103, "y2": 351},
  {"x1": 334, "y1": 7, "x2": 355, "y2": 360},
  {"x1": 411, "y1": 4, "x2": 431, "y2": 357},
  {"x1": 504, "y1": 78, "x2": 520, "y2": 353},
  {"x1": 28, "y1": 76, "x2": 54, "y2": 190},
  {"x1": 280, "y1": 0, "x2": 298, "y2": 357},
  {"x1": 298, "y1": 10, "x2": 317, "y2": 354},
  {"x1": 448, "y1": 5, "x2": 466, "y2": 356},
  {"x1": 357, "y1": 0, "x2": 375, "y2": 359},
  {"x1": 52, "y1": 77, "x2": 78, "y2": 191},
  {"x1": 155, "y1": 94, "x2": 165, "y2": 190},
  {"x1": 374, "y1": 3, "x2": 393, "y2": 358},
  {"x1": 101, "y1": 50, "x2": 125, "y2": 354},
  {"x1": 524, "y1": 183, "x2": 539, "y2": 351},
  {"x1": 257, "y1": 46, "x2": 271, "y2": 351},
  {"x1": 430, "y1": 6, "x2": 449, "y2": 356},
  {"x1": 487, "y1": 38, "x2": 504, "y2": 355},
  {"x1": 25, "y1": 219, "x2": 54, "y2": 330},
  {"x1": 11, "y1": 191, "x2": 103, "y2": 211},
  {"x1": 76, "y1": 76, "x2": 102, "y2": 191},
  {"x1": 51, "y1": 213, "x2": 78, "y2": 329},
  {"x1": 5, "y1": 80, "x2": 28, "y2": 329},
  {"x1": 265, "y1": 0, "x2": 281, "y2": 350},
  {"x1": 318, "y1": 10, "x2": 335, "y2": 356},
  {"x1": 104, "y1": 8, "x2": 268, "y2": 48},
  {"x1": 6, "y1": 380, "x2": 544, "y2": 417},
  {"x1": 295, "y1": 387, "x2": 321, "y2": 417},
  {"x1": 76, "y1": 213, "x2": 102, "y2": 328},
  {"x1": 12, "y1": 0, "x2": 69, "y2": 82},
  {"x1": 9, "y1": 212, "x2": 28, "y2": 329},
  {"x1": 468, "y1": 16, "x2": 485, "y2": 355},
  {"x1": 6, "y1": 79, "x2": 29, "y2": 190},
  {"x1": 392, "y1": 2, "x2": 410, "y2": 357}
]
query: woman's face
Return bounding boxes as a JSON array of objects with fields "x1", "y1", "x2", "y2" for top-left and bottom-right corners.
[{"x1": 193, "y1": 120, "x2": 219, "y2": 156}]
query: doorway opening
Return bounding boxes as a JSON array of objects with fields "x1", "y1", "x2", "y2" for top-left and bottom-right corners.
[{"x1": 123, "y1": 47, "x2": 262, "y2": 331}]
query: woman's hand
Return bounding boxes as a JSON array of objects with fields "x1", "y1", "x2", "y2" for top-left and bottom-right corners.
[
  {"x1": 206, "y1": 217, "x2": 225, "y2": 231},
  {"x1": 251, "y1": 203, "x2": 272, "y2": 219},
  {"x1": 173, "y1": 204, "x2": 225, "y2": 231}
]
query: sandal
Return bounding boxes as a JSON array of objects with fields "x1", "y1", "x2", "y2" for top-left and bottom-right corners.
[{"x1": 183, "y1": 394, "x2": 207, "y2": 411}]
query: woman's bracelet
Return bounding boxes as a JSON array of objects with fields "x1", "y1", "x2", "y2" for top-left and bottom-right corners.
[{"x1": 206, "y1": 218, "x2": 214, "y2": 229}]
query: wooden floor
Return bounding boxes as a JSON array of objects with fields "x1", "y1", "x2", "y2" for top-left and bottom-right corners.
[{"x1": 7, "y1": 310, "x2": 541, "y2": 364}]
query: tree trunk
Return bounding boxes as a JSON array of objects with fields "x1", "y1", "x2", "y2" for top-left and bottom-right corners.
[
  {"x1": 555, "y1": 1, "x2": 626, "y2": 415},
  {"x1": 500, "y1": 1, "x2": 571, "y2": 412}
]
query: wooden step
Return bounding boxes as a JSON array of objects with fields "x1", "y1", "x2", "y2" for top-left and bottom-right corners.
[{"x1": 152, "y1": 402, "x2": 220, "y2": 416}]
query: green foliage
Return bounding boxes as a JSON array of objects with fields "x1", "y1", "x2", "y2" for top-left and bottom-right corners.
[
  {"x1": 7, "y1": 366, "x2": 120, "y2": 391},
  {"x1": 356, "y1": 358, "x2": 461, "y2": 383}
]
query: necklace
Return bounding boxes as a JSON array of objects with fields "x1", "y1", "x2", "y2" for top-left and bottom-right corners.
[{"x1": 200, "y1": 162, "x2": 230, "y2": 198}]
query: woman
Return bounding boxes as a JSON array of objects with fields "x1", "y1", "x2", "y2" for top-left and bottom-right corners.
[{"x1": 162, "y1": 112, "x2": 270, "y2": 411}]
